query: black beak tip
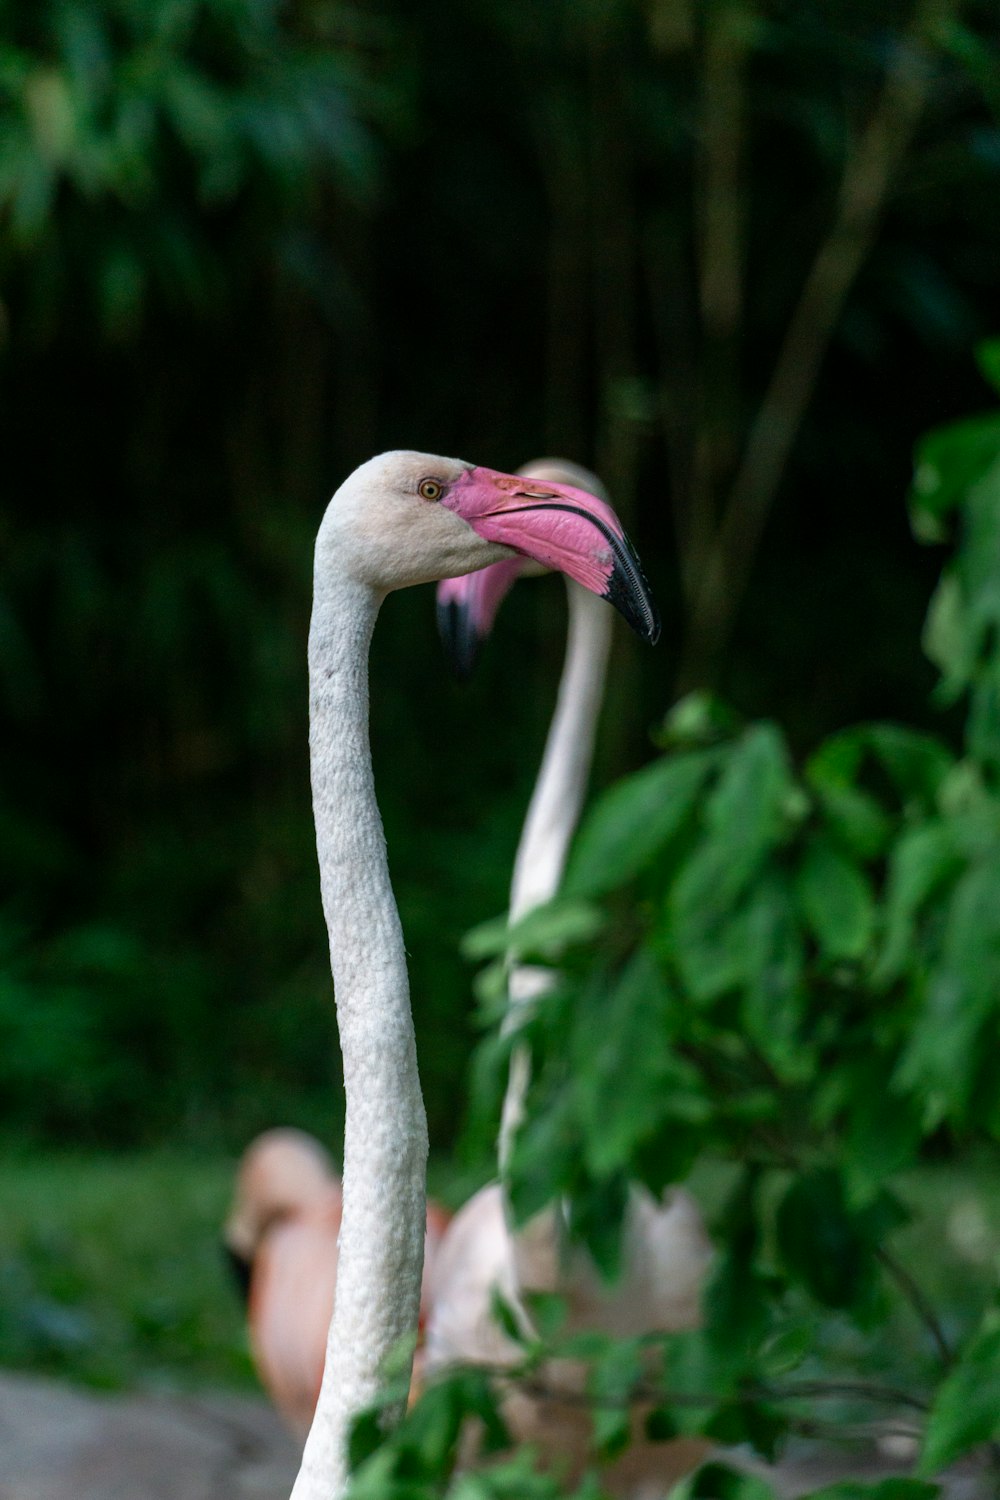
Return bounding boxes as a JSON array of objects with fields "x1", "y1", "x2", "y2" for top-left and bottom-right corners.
[
  {"x1": 436, "y1": 597, "x2": 481, "y2": 680},
  {"x1": 222, "y1": 1242, "x2": 252, "y2": 1307},
  {"x1": 606, "y1": 556, "x2": 661, "y2": 647}
]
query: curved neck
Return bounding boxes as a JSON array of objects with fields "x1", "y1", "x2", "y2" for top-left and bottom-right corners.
[
  {"x1": 500, "y1": 581, "x2": 611, "y2": 1173},
  {"x1": 508, "y1": 583, "x2": 612, "y2": 923},
  {"x1": 292, "y1": 571, "x2": 428, "y2": 1500}
]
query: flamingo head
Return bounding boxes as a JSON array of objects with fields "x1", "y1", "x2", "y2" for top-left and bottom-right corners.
[
  {"x1": 223, "y1": 1128, "x2": 340, "y2": 1263},
  {"x1": 435, "y1": 458, "x2": 657, "y2": 675},
  {"x1": 319, "y1": 453, "x2": 659, "y2": 646}
]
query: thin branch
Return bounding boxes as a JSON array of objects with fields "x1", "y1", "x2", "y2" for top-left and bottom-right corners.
[
  {"x1": 697, "y1": 4, "x2": 749, "y2": 342},
  {"x1": 770, "y1": 1378, "x2": 929, "y2": 1413},
  {"x1": 465, "y1": 1364, "x2": 929, "y2": 1416},
  {"x1": 876, "y1": 1245, "x2": 954, "y2": 1367},
  {"x1": 685, "y1": 2, "x2": 753, "y2": 604}
]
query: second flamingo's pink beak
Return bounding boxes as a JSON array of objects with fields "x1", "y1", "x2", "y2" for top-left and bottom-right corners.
[
  {"x1": 436, "y1": 557, "x2": 526, "y2": 678},
  {"x1": 441, "y1": 466, "x2": 660, "y2": 645}
]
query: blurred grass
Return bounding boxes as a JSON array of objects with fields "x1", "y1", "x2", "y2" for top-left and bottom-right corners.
[
  {"x1": 0, "y1": 1150, "x2": 253, "y2": 1391},
  {"x1": 1, "y1": 1150, "x2": 999, "y2": 1399}
]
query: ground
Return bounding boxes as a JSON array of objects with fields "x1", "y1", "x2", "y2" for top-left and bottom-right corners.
[
  {"x1": 0, "y1": 1371, "x2": 299, "y2": 1500},
  {"x1": 0, "y1": 1370, "x2": 987, "y2": 1500}
]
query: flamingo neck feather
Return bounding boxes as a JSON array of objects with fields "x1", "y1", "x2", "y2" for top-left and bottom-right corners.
[
  {"x1": 291, "y1": 567, "x2": 428, "y2": 1500},
  {"x1": 509, "y1": 582, "x2": 612, "y2": 923}
]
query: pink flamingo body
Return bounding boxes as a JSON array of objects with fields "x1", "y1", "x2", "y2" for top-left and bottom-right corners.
[{"x1": 225, "y1": 1128, "x2": 451, "y2": 1436}]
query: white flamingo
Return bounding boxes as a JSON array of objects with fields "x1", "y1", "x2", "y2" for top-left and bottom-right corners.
[
  {"x1": 289, "y1": 451, "x2": 657, "y2": 1500},
  {"x1": 426, "y1": 460, "x2": 712, "y2": 1496}
]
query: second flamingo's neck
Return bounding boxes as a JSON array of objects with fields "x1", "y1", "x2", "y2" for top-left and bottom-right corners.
[
  {"x1": 500, "y1": 579, "x2": 612, "y2": 1173},
  {"x1": 291, "y1": 567, "x2": 428, "y2": 1500},
  {"x1": 509, "y1": 581, "x2": 612, "y2": 923}
]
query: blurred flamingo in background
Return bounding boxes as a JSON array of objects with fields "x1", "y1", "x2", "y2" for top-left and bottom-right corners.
[
  {"x1": 427, "y1": 460, "x2": 712, "y2": 1496},
  {"x1": 224, "y1": 1128, "x2": 451, "y2": 1435}
]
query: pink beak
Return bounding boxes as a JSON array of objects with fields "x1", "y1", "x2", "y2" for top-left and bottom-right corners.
[
  {"x1": 436, "y1": 558, "x2": 526, "y2": 678},
  {"x1": 440, "y1": 466, "x2": 660, "y2": 647}
]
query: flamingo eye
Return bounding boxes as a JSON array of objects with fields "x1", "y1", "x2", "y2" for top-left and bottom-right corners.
[{"x1": 419, "y1": 479, "x2": 443, "y2": 501}]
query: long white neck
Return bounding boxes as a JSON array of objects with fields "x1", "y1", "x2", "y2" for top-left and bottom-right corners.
[
  {"x1": 509, "y1": 581, "x2": 612, "y2": 922},
  {"x1": 291, "y1": 570, "x2": 428, "y2": 1500},
  {"x1": 499, "y1": 580, "x2": 612, "y2": 1171}
]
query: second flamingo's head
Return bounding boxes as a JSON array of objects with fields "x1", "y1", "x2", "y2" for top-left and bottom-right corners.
[
  {"x1": 319, "y1": 453, "x2": 659, "y2": 641},
  {"x1": 435, "y1": 458, "x2": 656, "y2": 675}
]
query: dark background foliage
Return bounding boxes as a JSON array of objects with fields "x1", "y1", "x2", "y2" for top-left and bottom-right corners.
[{"x1": 2, "y1": 0, "x2": 999, "y2": 1152}]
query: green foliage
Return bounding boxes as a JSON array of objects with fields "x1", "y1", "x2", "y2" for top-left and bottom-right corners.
[
  {"x1": 345, "y1": 1364, "x2": 600, "y2": 1500},
  {"x1": 0, "y1": 0, "x2": 390, "y2": 340},
  {"x1": 563, "y1": 750, "x2": 719, "y2": 899},
  {"x1": 0, "y1": 1151, "x2": 252, "y2": 1389},
  {"x1": 360, "y1": 360, "x2": 1000, "y2": 1494},
  {"x1": 919, "y1": 1308, "x2": 1000, "y2": 1475},
  {"x1": 669, "y1": 1464, "x2": 778, "y2": 1500}
]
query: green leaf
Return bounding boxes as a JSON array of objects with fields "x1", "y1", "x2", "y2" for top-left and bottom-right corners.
[
  {"x1": 670, "y1": 1460, "x2": 780, "y2": 1500},
  {"x1": 873, "y1": 821, "x2": 962, "y2": 986},
  {"x1": 567, "y1": 1171, "x2": 629, "y2": 1279},
  {"x1": 507, "y1": 1088, "x2": 579, "y2": 1224},
  {"x1": 896, "y1": 859, "x2": 1000, "y2": 1119},
  {"x1": 587, "y1": 1337, "x2": 643, "y2": 1457},
  {"x1": 775, "y1": 1169, "x2": 880, "y2": 1311},
  {"x1": 644, "y1": 1404, "x2": 679, "y2": 1441},
  {"x1": 704, "y1": 1253, "x2": 772, "y2": 1371},
  {"x1": 462, "y1": 898, "x2": 604, "y2": 962},
  {"x1": 521, "y1": 1291, "x2": 566, "y2": 1341},
  {"x1": 655, "y1": 692, "x2": 740, "y2": 748},
  {"x1": 843, "y1": 1070, "x2": 922, "y2": 1206},
  {"x1": 923, "y1": 574, "x2": 969, "y2": 701},
  {"x1": 862, "y1": 726, "x2": 953, "y2": 808},
  {"x1": 806, "y1": 726, "x2": 952, "y2": 811},
  {"x1": 564, "y1": 748, "x2": 717, "y2": 898},
  {"x1": 449, "y1": 1369, "x2": 510, "y2": 1457},
  {"x1": 758, "y1": 1321, "x2": 814, "y2": 1377},
  {"x1": 670, "y1": 727, "x2": 794, "y2": 1002},
  {"x1": 573, "y1": 948, "x2": 706, "y2": 1176},
  {"x1": 401, "y1": 1378, "x2": 467, "y2": 1472},
  {"x1": 489, "y1": 1288, "x2": 529, "y2": 1347},
  {"x1": 704, "y1": 1174, "x2": 772, "y2": 1375},
  {"x1": 920, "y1": 1320, "x2": 1000, "y2": 1474},
  {"x1": 704, "y1": 1399, "x2": 787, "y2": 1461},
  {"x1": 346, "y1": 1404, "x2": 385, "y2": 1472},
  {"x1": 977, "y1": 338, "x2": 1000, "y2": 398},
  {"x1": 738, "y1": 873, "x2": 808, "y2": 1078},
  {"x1": 812, "y1": 781, "x2": 893, "y2": 861},
  {"x1": 920, "y1": 451, "x2": 1000, "y2": 768},
  {"x1": 630, "y1": 1118, "x2": 704, "y2": 1196},
  {"x1": 704, "y1": 726, "x2": 794, "y2": 854},
  {"x1": 909, "y1": 412, "x2": 1000, "y2": 542},
  {"x1": 796, "y1": 836, "x2": 874, "y2": 961}
]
